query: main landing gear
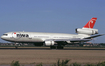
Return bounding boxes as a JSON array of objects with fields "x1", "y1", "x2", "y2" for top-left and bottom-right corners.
[{"x1": 50, "y1": 46, "x2": 64, "y2": 49}]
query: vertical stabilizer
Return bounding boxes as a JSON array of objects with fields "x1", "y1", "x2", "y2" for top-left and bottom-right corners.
[{"x1": 83, "y1": 17, "x2": 97, "y2": 29}]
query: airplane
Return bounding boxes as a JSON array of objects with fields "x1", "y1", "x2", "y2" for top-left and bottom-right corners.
[{"x1": 1, "y1": 17, "x2": 104, "y2": 49}]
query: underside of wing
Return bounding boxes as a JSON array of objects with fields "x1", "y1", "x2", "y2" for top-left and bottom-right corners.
[
  {"x1": 45, "y1": 34, "x2": 104, "y2": 44},
  {"x1": 45, "y1": 38, "x2": 91, "y2": 43}
]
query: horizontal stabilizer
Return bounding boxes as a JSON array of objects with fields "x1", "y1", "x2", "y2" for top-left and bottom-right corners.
[{"x1": 84, "y1": 34, "x2": 105, "y2": 39}]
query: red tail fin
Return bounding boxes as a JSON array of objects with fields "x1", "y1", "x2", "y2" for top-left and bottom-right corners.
[{"x1": 83, "y1": 17, "x2": 97, "y2": 28}]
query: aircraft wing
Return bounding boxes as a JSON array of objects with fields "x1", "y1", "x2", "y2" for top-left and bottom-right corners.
[
  {"x1": 45, "y1": 34, "x2": 104, "y2": 43},
  {"x1": 45, "y1": 38, "x2": 91, "y2": 42},
  {"x1": 84, "y1": 34, "x2": 105, "y2": 39}
]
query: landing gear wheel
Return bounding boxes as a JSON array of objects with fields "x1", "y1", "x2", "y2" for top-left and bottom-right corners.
[
  {"x1": 50, "y1": 46, "x2": 56, "y2": 49},
  {"x1": 57, "y1": 46, "x2": 63, "y2": 49},
  {"x1": 15, "y1": 46, "x2": 18, "y2": 49}
]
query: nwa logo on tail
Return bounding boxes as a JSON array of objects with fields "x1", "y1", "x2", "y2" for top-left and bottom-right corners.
[
  {"x1": 83, "y1": 18, "x2": 97, "y2": 29},
  {"x1": 75, "y1": 18, "x2": 98, "y2": 35}
]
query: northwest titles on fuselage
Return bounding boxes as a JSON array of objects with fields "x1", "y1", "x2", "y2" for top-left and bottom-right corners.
[{"x1": 17, "y1": 34, "x2": 29, "y2": 37}]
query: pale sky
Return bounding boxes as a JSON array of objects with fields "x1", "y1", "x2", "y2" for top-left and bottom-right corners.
[{"x1": 0, "y1": 0, "x2": 105, "y2": 43}]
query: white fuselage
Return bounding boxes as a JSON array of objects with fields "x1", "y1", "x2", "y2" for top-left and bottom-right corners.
[{"x1": 1, "y1": 32, "x2": 90, "y2": 43}]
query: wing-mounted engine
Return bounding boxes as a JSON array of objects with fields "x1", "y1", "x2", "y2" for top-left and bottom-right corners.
[
  {"x1": 44, "y1": 41, "x2": 55, "y2": 46},
  {"x1": 75, "y1": 28, "x2": 98, "y2": 35}
]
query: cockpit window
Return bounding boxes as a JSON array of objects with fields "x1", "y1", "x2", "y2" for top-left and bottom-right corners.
[{"x1": 3, "y1": 34, "x2": 8, "y2": 36}]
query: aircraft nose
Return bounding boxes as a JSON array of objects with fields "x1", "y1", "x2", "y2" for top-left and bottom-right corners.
[
  {"x1": 1, "y1": 35, "x2": 8, "y2": 40},
  {"x1": 1, "y1": 35, "x2": 5, "y2": 39}
]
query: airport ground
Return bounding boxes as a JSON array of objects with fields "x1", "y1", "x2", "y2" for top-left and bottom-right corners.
[{"x1": 0, "y1": 47, "x2": 105, "y2": 65}]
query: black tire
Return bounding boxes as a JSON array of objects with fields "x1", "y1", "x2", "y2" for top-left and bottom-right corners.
[
  {"x1": 15, "y1": 46, "x2": 18, "y2": 49},
  {"x1": 57, "y1": 46, "x2": 63, "y2": 49},
  {"x1": 50, "y1": 46, "x2": 56, "y2": 49}
]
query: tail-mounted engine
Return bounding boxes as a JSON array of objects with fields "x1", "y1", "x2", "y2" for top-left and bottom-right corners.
[{"x1": 75, "y1": 28, "x2": 98, "y2": 35}]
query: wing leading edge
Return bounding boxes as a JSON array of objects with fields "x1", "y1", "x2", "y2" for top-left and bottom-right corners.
[
  {"x1": 45, "y1": 34, "x2": 104, "y2": 43},
  {"x1": 45, "y1": 38, "x2": 91, "y2": 43}
]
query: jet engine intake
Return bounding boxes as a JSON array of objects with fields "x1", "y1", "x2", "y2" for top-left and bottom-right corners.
[{"x1": 45, "y1": 41, "x2": 55, "y2": 46}]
